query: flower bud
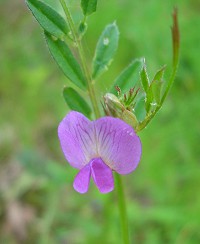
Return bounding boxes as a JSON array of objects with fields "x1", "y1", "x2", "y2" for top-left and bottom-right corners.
[{"x1": 103, "y1": 93, "x2": 138, "y2": 129}]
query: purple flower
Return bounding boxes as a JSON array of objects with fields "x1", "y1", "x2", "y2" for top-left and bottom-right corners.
[{"x1": 58, "y1": 111, "x2": 142, "y2": 194}]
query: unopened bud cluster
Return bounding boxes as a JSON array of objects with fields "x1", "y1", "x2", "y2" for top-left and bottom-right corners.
[{"x1": 103, "y1": 86, "x2": 140, "y2": 129}]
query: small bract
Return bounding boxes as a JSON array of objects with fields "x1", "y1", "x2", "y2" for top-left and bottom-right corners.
[{"x1": 58, "y1": 111, "x2": 142, "y2": 194}]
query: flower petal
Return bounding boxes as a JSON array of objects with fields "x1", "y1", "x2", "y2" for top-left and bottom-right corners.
[
  {"x1": 58, "y1": 111, "x2": 96, "y2": 169},
  {"x1": 91, "y1": 158, "x2": 114, "y2": 193},
  {"x1": 73, "y1": 164, "x2": 91, "y2": 194},
  {"x1": 94, "y1": 117, "x2": 142, "y2": 174}
]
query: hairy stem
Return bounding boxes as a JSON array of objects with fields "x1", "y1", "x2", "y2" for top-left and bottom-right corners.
[
  {"x1": 115, "y1": 174, "x2": 130, "y2": 244},
  {"x1": 59, "y1": 0, "x2": 100, "y2": 118}
]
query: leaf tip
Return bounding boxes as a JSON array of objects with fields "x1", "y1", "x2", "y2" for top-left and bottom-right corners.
[
  {"x1": 171, "y1": 7, "x2": 180, "y2": 64},
  {"x1": 112, "y1": 21, "x2": 119, "y2": 33}
]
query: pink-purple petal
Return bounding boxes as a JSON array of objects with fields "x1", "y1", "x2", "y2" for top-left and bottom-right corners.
[
  {"x1": 91, "y1": 158, "x2": 114, "y2": 193},
  {"x1": 58, "y1": 111, "x2": 96, "y2": 169},
  {"x1": 73, "y1": 164, "x2": 91, "y2": 194},
  {"x1": 94, "y1": 117, "x2": 142, "y2": 174}
]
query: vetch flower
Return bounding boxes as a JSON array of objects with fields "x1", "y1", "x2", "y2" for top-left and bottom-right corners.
[{"x1": 58, "y1": 111, "x2": 142, "y2": 194}]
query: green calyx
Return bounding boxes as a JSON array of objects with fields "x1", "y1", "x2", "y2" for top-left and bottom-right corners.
[{"x1": 103, "y1": 92, "x2": 138, "y2": 129}]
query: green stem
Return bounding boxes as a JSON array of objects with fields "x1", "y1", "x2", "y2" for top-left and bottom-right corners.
[
  {"x1": 136, "y1": 8, "x2": 180, "y2": 132},
  {"x1": 59, "y1": 0, "x2": 100, "y2": 118},
  {"x1": 115, "y1": 174, "x2": 130, "y2": 244}
]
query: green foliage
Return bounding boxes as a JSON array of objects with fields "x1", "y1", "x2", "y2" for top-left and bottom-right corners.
[
  {"x1": 1, "y1": 0, "x2": 200, "y2": 243},
  {"x1": 45, "y1": 32, "x2": 87, "y2": 90},
  {"x1": 111, "y1": 59, "x2": 144, "y2": 94},
  {"x1": 81, "y1": 0, "x2": 98, "y2": 16},
  {"x1": 26, "y1": 0, "x2": 69, "y2": 39},
  {"x1": 78, "y1": 21, "x2": 88, "y2": 37},
  {"x1": 134, "y1": 94, "x2": 146, "y2": 121},
  {"x1": 140, "y1": 63, "x2": 149, "y2": 93},
  {"x1": 63, "y1": 87, "x2": 91, "y2": 117},
  {"x1": 92, "y1": 22, "x2": 119, "y2": 79},
  {"x1": 140, "y1": 64, "x2": 166, "y2": 114},
  {"x1": 151, "y1": 66, "x2": 166, "y2": 104}
]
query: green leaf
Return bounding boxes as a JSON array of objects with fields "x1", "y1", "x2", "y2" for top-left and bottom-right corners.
[
  {"x1": 140, "y1": 62, "x2": 149, "y2": 93},
  {"x1": 92, "y1": 23, "x2": 119, "y2": 79},
  {"x1": 78, "y1": 21, "x2": 88, "y2": 38},
  {"x1": 81, "y1": 0, "x2": 98, "y2": 16},
  {"x1": 145, "y1": 66, "x2": 166, "y2": 112},
  {"x1": 45, "y1": 32, "x2": 86, "y2": 90},
  {"x1": 26, "y1": 0, "x2": 69, "y2": 39},
  {"x1": 111, "y1": 58, "x2": 144, "y2": 94},
  {"x1": 153, "y1": 65, "x2": 166, "y2": 82},
  {"x1": 140, "y1": 62, "x2": 152, "y2": 113},
  {"x1": 151, "y1": 66, "x2": 166, "y2": 104},
  {"x1": 63, "y1": 87, "x2": 91, "y2": 117},
  {"x1": 145, "y1": 85, "x2": 154, "y2": 113},
  {"x1": 134, "y1": 94, "x2": 146, "y2": 122}
]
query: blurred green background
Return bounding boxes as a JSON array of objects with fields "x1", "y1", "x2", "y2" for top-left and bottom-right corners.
[{"x1": 0, "y1": 0, "x2": 200, "y2": 243}]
